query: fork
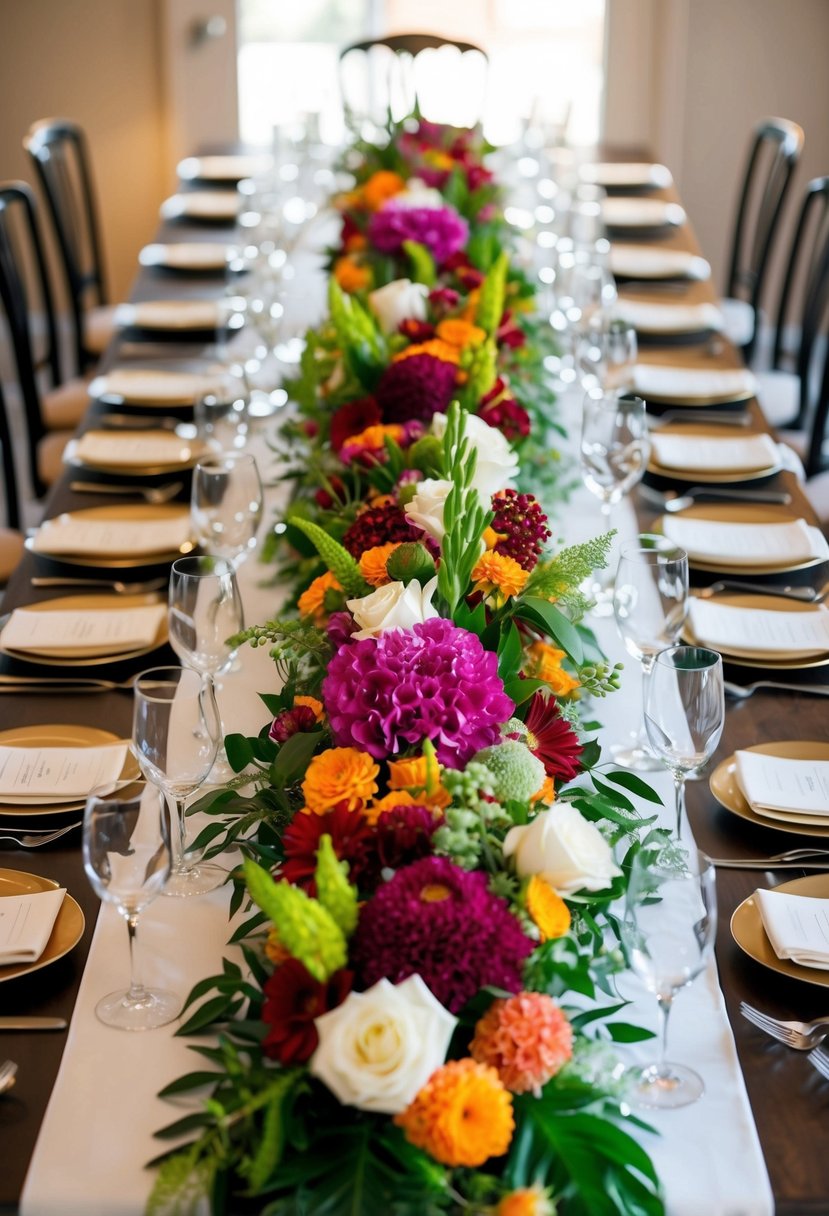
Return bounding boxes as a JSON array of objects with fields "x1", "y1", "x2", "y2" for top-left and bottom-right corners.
[
  {"x1": 0, "y1": 1060, "x2": 17, "y2": 1094},
  {"x1": 724, "y1": 679, "x2": 829, "y2": 699},
  {"x1": 699, "y1": 580, "x2": 824, "y2": 603},
  {"x1": 0, "y1": 674, "x2": 139, "y2": 694},
  {"x1": 31, "y1": 576, "x2": 168, "y2": 593},
  {"x1": 69, "y1": 480, "x2": 184, "y2": 503},
  {"x1": 741, "y1": 1002, "x2": 829, "y2": 1049},
  {"x1": 808, "y1": 1046, "x2": 829, "y2": 1079},
  {"x1": 0, "y1": 821, "x2": 82, "y2": 848},
  {"x1": 709, "y1": 847, "x2": 829, "y2": 869}
]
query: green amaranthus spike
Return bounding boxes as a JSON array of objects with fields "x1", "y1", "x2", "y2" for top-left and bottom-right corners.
[
  {"x1": 315, "y1": 834, "x2": 358, "y2": 935},
  {"x1": 458, "y1": 338, "x2": 497, "y2": 409},
  {"x1": 243, "y1": 857, "x2": 347, "y2": 982},
  {"x1": 475, "y1": 249, "x2": 509, "y2": 337},
  {"x1": 288, "y1": 517, "x2": 371, "y2": 598},
  {"x1": 402, "y1": 239, "x2": 437, "y2": 286}
]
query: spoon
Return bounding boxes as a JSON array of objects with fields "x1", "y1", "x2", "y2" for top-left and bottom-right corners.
[{"x1": 642, "y1": 485, "x2": 793, "y2": 513}]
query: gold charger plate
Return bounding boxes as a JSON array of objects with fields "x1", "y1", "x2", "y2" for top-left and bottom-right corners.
[
  {"x1": 710, "y1": 741, "x2": 829, "y2": 837},
  {"x1": 66, "y1": 430, "x2": 208, "y2": 476},
  {"x1": 642, "y1": 388, "x2": 756, "y2": 407},
  {"x1": 88, "y1": 367, "x2": 222, "y2": 404},
  {"x1": 731, "y1": 873, "x2": 829, "y2": 989},
  {"x1": 648, "y1": 423, "x2": 781, "y2": 483},
  {"x1": 658, "y1": 502, "x2": 826, "y2": 575},
  {"x1": 27, "y1": 503, "x2": 195, "y2": 569},
  {"x1": 0, "y1": 593, "x2": 169, "y2": 668},
  {"x1": 683, "y1": 591, "x2": 829, "y2": 669},
  {"x1": 0, "y1": 868, "x2": 85, "y2": 983},
  {"x1": 0, "y1": 723, "x2": 138, "y2": 818}
]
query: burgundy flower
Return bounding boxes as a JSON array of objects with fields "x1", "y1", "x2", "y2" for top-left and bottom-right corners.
[
  {"x1": 262, "y1": 959, "x2": 352, "y2": 1064},
  {"x1": 399, "y1": 318, "x2": 435, "y2": 343},
  {"x1": 375, "y1": 352, "x2": 458, "y2": 425},
  {"x1": 268, "y1": 705, "x2": 319, "y2": 744},
  {"x1": 497, "y1": 310, "x2": 527, "y2": 350},
  {"x1": 327, "y1": 610, "x2": 360, "y2": 650},
  {"x1": 314, "y1": 476, "x2": 346, "y2": 510},
  {"x1": 523, "y1": 693, "x2": 584, "y2": 782},
  {"x1": 478, "y1": 385, "x2": 531, "y2": 442},
  {"x1": 466, "y1": 164, "x2": 494, "y2": 192},
  {"x1": 374, "y1": 803, "x2": 442, "y2": 870},
  {"x1": 490, "y1": 488, "x2": 551, "y2": 572},
  {"x1": 428, "y1": 286, "x2": 460, "y2": 315},
  {"x1": 281, "y1": 805, "x2": 378, "y2": 892},
  {"x1": 330, "y1": 397, "x2": 381, "y2": 452},
  {"x1": 342, "y1": 502, "x2": 423, "y2": 558}
]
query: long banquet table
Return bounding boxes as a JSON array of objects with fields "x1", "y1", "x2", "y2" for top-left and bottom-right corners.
[{"x1": 1, "y1": 147, "x2": 829, "y2": 1215}]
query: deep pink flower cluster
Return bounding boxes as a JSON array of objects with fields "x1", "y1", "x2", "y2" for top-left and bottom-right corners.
[
  {"x1": 491, "y1": 489, "x2": 552, "y2": 572},
  {"x1": 367, "y1": 204, "x2": 469, "y2": 265},
  {"x1": 321, "y1": 617, "x2": 514, "y2": 766},
  {"x1": 375, "y1": 352, "x2": 458, "y2": 424},
  {"x1": 342, "y1": 502, "x2": 423, "y2": 557}
]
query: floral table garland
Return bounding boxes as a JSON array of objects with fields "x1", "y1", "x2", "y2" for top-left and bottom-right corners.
[{"x1": 149, "y1": 119, "x2": 672, "y2": 1216}]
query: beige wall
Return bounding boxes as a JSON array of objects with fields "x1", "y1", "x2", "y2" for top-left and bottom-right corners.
[{"x1": 0, "y1": 0, "x2": 167, "y2": 303}]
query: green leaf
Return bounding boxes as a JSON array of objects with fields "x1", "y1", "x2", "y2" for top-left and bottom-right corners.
[
  {"x1": 176, "y1": 994, "x2": 241, "y2": 1036},
  {"x1": 402, "y1": 239, "x2": 437, "y2": 286},
  {"x1": 156, "y1": 1070, "x2": 224, "y2": 1099},
  {"x1": 603, "y1": 770, "x2": 664, "y2": 806},
  {"x1": 272, "y1": 729, "x2": 324, "y2": 785},
  {"x1": 605, "y1": 1022, "x2": 657, "y2": 1043},
  {"x1": 224, "y1": 733, "x2": 254, "y2": 773},
  {"x1": 517, "y1": 597, "x2": 584, "y2": 665},
  {"x1": 591, "y1": 774, "x2": 636, "y2": 814},
  {"x1": 497, "y1": 621, "x2": 523, "y2": 682},
  {"x1": 503, "y1": 676, "x2": 547, "y2": 705}
]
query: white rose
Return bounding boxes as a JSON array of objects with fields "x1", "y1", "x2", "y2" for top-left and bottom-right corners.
[
  {"x1": 347, "y1": 575, "x2": 439, "y2": 640},
  {"x1": 403, "y1": 478, "x2": 453, "y2": 543},
  {"x1": 432, "y1": 411, "x2": 519, "y2": 502},
  {"x1": 503, "y1": 804, "x2": 622, "y2": 895},
  {"x1": 309, "y1": 975, "x2": 456, "y2": 1114},
  {"x1": 368, "y1": 278, "x2": 429, "y2": 334},
  {"x1": 389, "y1": 177, "x2": 445, "y2": 210}
]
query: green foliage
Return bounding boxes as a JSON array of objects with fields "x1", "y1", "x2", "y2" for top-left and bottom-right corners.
[
  {"x1": 475, "y1": 249, "x2": 509, "y2": 336},
  {"x1": 525, "y1": 533, "x2": 616, "y2": 609},
  {"x1": 403, "y1": 239, "x2": 437, "y2": 285},
  {"x1": 314, "y1": 834, "x2": 359, "y2": 935},
  {"x1": 457, "y1": 338, "x2": 497, "y2": 411},
  {"x1": 287, "y1": 517, "x2": 370, "y2": 598},
  {"x1": 146, "y1": 1144, "x2": 214, "y2": 1216},
  {"x1": 435, "y1": 403, "x2": 492, "y2": 617},
  {"x1": 327, "y1": 279, "x2": 388, "y2": 389},
  {"x1": 243, "y1": 858, "x2": 347, "y2": 982}
]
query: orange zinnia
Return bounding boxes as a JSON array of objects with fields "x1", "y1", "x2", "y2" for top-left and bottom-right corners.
[
  {"x1": 391, "y1": 338, "x2": 461, "y2": 366},
  {"x1": 333, "y1": 255, "x2": 371, "y2": 294},
  {"x1": 525, "y1": 641, "x2": 579, "y2": 697},
  {"x1": 497, "y1": 1187, "x2": 556, "y2": 1216},
  {"x1": 294, "y1": 695, "x2": 324, "y2": 722},
  {"x1": 301, "y1": 747, "x2": 380, "y2": 815},
  {"x1": 472, "y1": 551, "x2": 529, "y2": 601},
  {"x1": 358, "y1": 542, "x2": 401, "y2": 588},
  {"x1": 395, "y1": 1058, "x2": 514, "y2": 1167},
  {"x1": 361, "y1": 169, "x2": 406, "y2": 210},
  {"x1": 526, "y1": 875, "x2": 570, "y2": 941},
  {"x1": 362, "y1": 789, "x2": 418, "y2": 825},
  {"x1": 297, "y1": 571, "x2": 343, "y2": 625},
  {"x1": 435, "y1": 317, "x2": 487, "y2": 348},
  {"x1": 388, "y1": 753, "x2": 451, "y2": 810}
]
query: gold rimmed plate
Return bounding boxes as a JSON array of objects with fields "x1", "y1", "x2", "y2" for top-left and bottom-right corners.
[
  {"x1": 27, "y1": 503, "x2": 195, "y2": 569},
  {"x1": 88, "y1": 367, "x2": 224, "y2": 405},
  {"x1": 0, "y1": 724, "x2": 137, "y2": 817},
  {"x1": 65, "y1": 430, "x2": 209, "y2": 477},
  {"x1": 648, "y1": 424, "x2": 782, "y2": 484},
  {"x1": 657, "y1": 502, "x2": 828, "y2": 575},
  {"x1": 683, "y1": 590, "x2": 829, "y2": 669},
  {"x1": 710, "y1": 741, "x2": 829, "y2": 838},
  {"x1": 0, "y1": 593, "x2": 169, "y2": 668},
  {"x1": 0, "y1": 868, "x2": 85, "y2": 983},
  {"x1": 731, "y1": 874, "x2": 829, "y2": 989}
]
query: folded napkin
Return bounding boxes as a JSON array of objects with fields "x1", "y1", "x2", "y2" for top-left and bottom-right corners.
[
  {"x1": 113, "y1": 301, "x2": 227, "y2": 332},
  {"x1": 615, "y1": 299, "x2": 724, "y2": 334},
  {"x1": 0, "y1": 889, "x2": 66, "y2": 965},
  {"x1": 0, "y1": 604, "x2": 166, "y2": 655},
  {"x1": 662, "y1": 517, "x2": 829, "y2": 566},
  {"x1": 139, "y1": 243, "x2": 234, "y2": 271},
  {"x1": 161, "y1": 191, "x2": 239, "y2": 221},
  {"x1": 74, "y1": 430, "x2": 196, "y2": 468},
  {"x1": 651, "y1": 432, "x2": 779, "y2": 472},
  {"x1": 634, "y1": 365, "x2": 756, "y2": 400},
  {"x1": 178, "y1": 153, "x2": 272, "y2": 182},
  {"x1": 91, "y1": 368, "x2": 221, "y2": 404},
  {"x1": 756, "y1": 888, "x2": 829, "y2": 969},
  {"x1": 601, "y1": 197, "x2": 685, "y2": 227},
  {"x1": 32, "y1": 513, "x2": 192, "y2": 558},
  {"x1": 609, "y1": 245, "x2": 710, "y2": 279},
  {"x1": 735, "y1": 751, "x2": 829, "y2": 817},
  {"x1": 0, "y1": 742, "x2": 129, "y2": 801},
  {"x1": 687, "y1": 598, "x2": 829, "y2": 656},
  {"x1": 580, "y1": 162, "x2": 673, "y2": 189}
]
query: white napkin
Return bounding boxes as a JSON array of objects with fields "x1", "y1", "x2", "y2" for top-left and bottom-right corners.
[
  {"x1": 580, "y1": 162, "x2": 673, "y2": 189},
  {"x1": 0, "y1": 604, "x2": 166, "y2": 655},
  {"x1": 115, "y1": 301, "x2": 226, "y2": 332},
  {"x1": 615, "y1": 299, "x2": 724, "y2": 333},
  {"x1": 161, "y1": 191, "x2": 239, "y2": 221},
  {"x1": 0, "y1": 742, "x2": 129, "y2": 801},
  {"x1": 139, "y1": 243, "x2": 234, "y2": 271},
  {"x1": 662, "y1": 517, "x2": 829, "y2": 566},
  {"x1": 687, "y1": 598, "x2": 829, "y2": 656},
  {"x1": 32, "y1": 513, "x2": 192, "y2": 558},
  {"x1": 755, "y1": 888, "x2": 829, "y2": 969},
  {"x1": 735, "y1": 751, "x2": 829, "y2": 816},
  {"x1": 651, "y1": 432, "x2": 779, "y2": 472},
  {"x1": 602, "y1": 197, "x2": 685, "y2": 227},
  {"x1": 74, "y1": 430, "x2": 197, "y2": 468},
  {"x1": 610, "y1": 245, "x2": 710, "y2": 279},
  {"x1": 177, "y1": 153, "x2": 272, "y2": 182},
  {"x1": 90, "y1": 368, "x2": 222, "y2": 403},
  {"x1": 0, "y1": 889, "x2": 66, "y2": 965},
  {"x1": 634, "y1": 365, "x2": 756, "y2": 400}
]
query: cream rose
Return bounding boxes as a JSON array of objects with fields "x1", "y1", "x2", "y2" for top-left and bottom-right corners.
[
  {"x1": 347, "y1": 576, "x2": 439, "y2": 640},
  {"x1": 403, "y1": 478, "x2": 453, "y2": 543},
  {"x1": 388, "y1": 177, "x2": 445, "y2": 210},
  {"x1": 309, "y1": 975, "x2": 456, "y2": 1114},
  {"x1": 368, "y1": 278, "x2": 429, "y2": 334},
  {"x1": 503, "y1": 804, "x2": 622, "y2": 895},
  {"x1": 432, "y1": 411, "x2": 518, "y2": 502}
]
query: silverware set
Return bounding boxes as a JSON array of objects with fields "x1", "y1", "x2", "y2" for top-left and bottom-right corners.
[
  {"x1": 710, "y1": 848, "x2": 829, "y2": 870},
  {"x1": 648, "y1": 410, "x2": 753, "y2": 428},
  {"x1": 68, "y1": 480, "x2": 184, "y2": 503},
  {"x1": 0, "y1": 674, "x2": 139, "y2": 694},
  {"x1": 0, "y1": 822, "x2": 83, "y2": 848},
  {"x1": 30, "y1": 576, "x2": 167, "y2": 593},
  {"x1": 724, "y1": 679, "x2": 829, "y2": 699},
  {"x1": 640, "y1": 483, "x2": 793, "y2": 512},
  {"x1": 741, "y1": 1004, "x2": 829, "y2": 1079}
]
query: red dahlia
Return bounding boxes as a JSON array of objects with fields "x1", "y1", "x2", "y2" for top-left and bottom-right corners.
[
  {"x1": 281, "y1": 805, "x2": 379, "y2": 893},
  {"x1": 262, "y1": 958, "x2": 352, "y2": 1065},
  {"x1": 330, "y1": 397, "x2": 381, "y2": 452},
  {"x1": 490, "y1": 488, "x2": 551, "y2": 572},
  {"x1": 523, "y1": 693, "x2": 584, "y2": 782}
]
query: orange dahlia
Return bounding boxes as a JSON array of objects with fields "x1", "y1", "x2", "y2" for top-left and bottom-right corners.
[
  {"x1": 361, "y1": 169, "x2": 406, "y2": 210},
  {"x1": 362, "y1": 788, "x2": 417, "y2": 826},
  {"x1": 470, "y1": 992, "x2": 573, "y2": 1095},
  {"x1": 395, "y1": 1058, "x2": 514, "y2": 1167},
  {"x1": 497, "y1": 1186, "x2": 556, "y2": 1216},
  {"x1": 297, "y1": 571, "x2": 343, "y2": 625},
  {"x1": 526, "y1": 875, "x2": 571, "y2": 940},
  {"x1": 392, "y1": 338, "x2": 461, "y2": 366},
  {"x1": 388, "y1": 752, "x2": 451, "y2": 810},
  {"x1": 333, "y1": 255, "x2": 371, "y2": 294},
  {"x1": 435, "y1": 317, "x2": 487, "y2": 348},
  {"x1": 301, "y1": 747, "x2": 380, "y2": 815},
  {"x1": 472, "y1": 551, "x2": 529, "y2": 601},
  {"x1": 525, "y1": 641, "x2": 579, "y2": 697}
]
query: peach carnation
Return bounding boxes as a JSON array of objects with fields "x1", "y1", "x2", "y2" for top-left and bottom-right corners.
[
  {"x1": 471, "y1": 992, "x2": 573, "y2": 1095},
  {"x1": 395, "y1": 1058, "x2": 514, "y2": 1167},
  {"x1": 301, "y1": 747, "x2": 380, "y2": 815}
]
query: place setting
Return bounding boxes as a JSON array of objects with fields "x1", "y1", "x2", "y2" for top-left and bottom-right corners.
[
  {"x1": 610, "y1": 244, "x2": 711, "y2": 281},
  {"x1": 176, "y1": 153, "x2": 274, "y2": 184},
  {"x1": 0, "y1": 866, "x2": 85, "y2": 984},
  {"x1": 601, "y1": 196, "x2": 686, "y2": 235},
  {"x1": 26, "y1": 502, "x2": 195, "y2": 570},
  {"x1": 731, "y1": 870, "x2": 829, "y2": 991},
  {"x1": 160, "y1": 190, "x2": 240, "y2": 224},
  {"x1": 683, "y1": 588, "x2": 829, "y2": 670},
  {"x1": 579, "y1": 161, "x2": 674, "y2": 191},
  {"x1": 113, "y1": 299, "x2": 245, "y2": 342},
  {"x1": 646, "y1": 425, "x2": 784, "y2": 484},
  {"x1": 633, "y1": 362, "x2": 757, "y2": 406},
  {"x1": 88, "y1": 366, "x2": 226, "y2": 408},
  {"x1": 658, "y1": 504, "x2": 829, "y2": 577},
  {"x1": 138, "y1": 242, "x2": 242, "y2": 274},
  {"x1": 614, "y1": 297, "x2": 725, "y2": 343},
  {"x1": 711, "y1": 740, "x2": 829, "y2": 839},
  {"x1": 0, "y1": 594, "x2": 171, "y2": 671},
  {"x1": 63, "y1": 426, "x2": 210, "y2": 478}
]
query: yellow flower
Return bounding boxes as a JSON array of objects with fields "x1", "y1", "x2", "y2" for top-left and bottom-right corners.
[
  {"x1": 333, "y1": 255, "x2": 371, "y2": 293},
  {"x1": 472, "y1": 551, "x2": 529, "y2": 601},
  {"x1": 525, "y1": 641, "x2": 579, "y2": 697},
  {"x1": 532, "y1": 775, "x2": 557, "y2": 806},
  {"x1": 297, "y1": 571, "x2": 343, "y2": 625},
  {"x1": 395, "y1": 1058, "x2": 514, "y2": 1167},
  {"x1": 361, "y1": 169, "x2": 406, "y2": 211},
  {"x1": 388, "y1": 753, "x2": 451, "y2": 810},
  {"x1": 345, "y1": 423, "x2": 405, "y2": 452},
  {"x1": 526, "y1": 875, "x2": 571, "y2": 941},
  {"x1": 302, "y1": 747, "x2": 380, "y2": 814},
  {"x1": 294, "y1": 695, "x2": 324, "y2": 723},
  {"x1": 358, "y1": 543, "x2": 401, "y2": 588},
  {"x1": 362, "y1": 789, "x2": 418, "y2": 826},
  {"x1": 392, "y1": 338, "x2": 461, "y2": 366},
  {"x1": 435, "y1": 317, "x2": 487, "y2": 348},
  {"x1": 497, "y1": 1186, "x2": 556, "y2": 1216}
]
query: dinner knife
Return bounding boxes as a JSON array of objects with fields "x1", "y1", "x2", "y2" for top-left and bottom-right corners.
[{"x1": 0, "y1": 1017, "x2": 67, "y2": 1030}]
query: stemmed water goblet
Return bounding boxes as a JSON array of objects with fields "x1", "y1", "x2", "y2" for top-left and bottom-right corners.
[
  {"x1": 578, "y1": 314, "x2": 638, "y2": 392},
  {"x1": 191, "y1": 452, "x2": 264, "y2": 569},
  {"x1": 132, "y1": 666, "x2": 222, "y2": 897},
  {"x1": 83, "y1": 780, "x2": 180, "y2": 1029},
  {"x1": 194, "y1": 370, "x2": 250, "y2": 454},
  {"x1": 621, "y1": 846, "x2": 717, "y2": 1108},
  {"x1": 644, "y1": 645, "x2": 725, "y2": 835},
  {"x1": 612, "y1": 536, "x2": 688, "y2": 770}
]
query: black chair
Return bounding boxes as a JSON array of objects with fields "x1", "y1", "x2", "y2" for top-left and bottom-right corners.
[
  {"x1": 0, "y1": 380, "x2": 25, "y2": 582},
  {"x1": 721, "y1": 117, "x2": 804, "y2": 360},
  {"x1": 23, "y1": 118, "x2": 115, "y2": 375},
  {"x1": 795, "y1": 244, "x2": 829, "y2": 478},
  {"x1": 338, "y1": 34, "x2": 488, "y2": 128},
  {"x1": 0, "y1": 182, "x2": 79, "y2": 498}
]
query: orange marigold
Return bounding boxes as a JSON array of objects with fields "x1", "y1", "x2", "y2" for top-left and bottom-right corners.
[
  {"x1": 497, "y1": 1186, "x2": 556, "y2": 1216},
  {"x1": 395, "y1": 1058, "x2": 514, "y2": 1167},
  {"x1": 525, "y1": 641, "x2": 579, "y2": 697},
  {"x1": 346, "y1": 423, "x2": 405, "y2": 451},
  {"x1": 392, "y1": 338, "x2": 461, "y2": 366},
  {"x1": 388, "y1": 753, "x2": 451, "y2": 810},
  {"x1": 526, "y1": 875, "x2": 571, "y2": 941},
  {"x1": 302, "y1": 747, "x2": 380, "y2": 815},
  {"x1": 294, "y1": 695, "x2": 324, "y2": 722},
  {"x1": 361, "y1": 169, "x2": 406, "y2": 210},
  {"x1": 435, "y1": 317, "x2": 487, "y2": 348},
  {"x1": 264, "y1": 926, "x2": 291, "y2": 966},
  {"x1": 297, "y1": 571, "x2": 343, "y2": 624},
  {"x1": 358, "y1": 542, "x2": 401, "y2": 588},
  {"x1": 333, "y1": 255, "x2": 371, "y2": 294},
  {"x1": 470, "y1": 992, "x2": 573, "y2": 1095},
  {"x1": 362, "y1": 788, "x2": 418, "y2": 825},
  {"x1": 532, "y1": 775, "x2": 557, "y2": 806},
  {"x1": 472, "y1": 551, "x2": 529, "y2": 601}
]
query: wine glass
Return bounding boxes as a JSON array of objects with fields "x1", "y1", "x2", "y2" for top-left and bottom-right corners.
[
  {"x1": 83, "y1": 780, "x2": 180, "y2": 1030},
  {"x1": 622, "y1": 847, "x2": 717, "y2": 1108},
  {"x1": 546, "y1": 239, "x2": 614, "y2": 387},
  {"x1": 644, "y1": 645, "x2": 725, "y2": 836},
  {"x1": 578, "y1": 314, "x2": 638, "y2": 392},
  {"x1": 132, "y1": 666, "x2": 223, "y2": 897},
  {"x1": 168, "y1": 556, "x2": 244, "y2": 681},
  {"x1": 191, "y1": 453, "x2": 264, "y2": 567},
  {"x1": 612, "y1": 536, "x2": 689, "y2": 770},
  {"x1": 194, "y1": 371, "x2": 250, "y2": 453},
  {"x1": 580, "y1": 390, "x2": 651, "y2": 612}
]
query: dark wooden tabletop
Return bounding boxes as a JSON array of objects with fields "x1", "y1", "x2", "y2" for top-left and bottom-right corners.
[{"x1": 1, "y1": 157, "x2": 828, "y2": 1215}]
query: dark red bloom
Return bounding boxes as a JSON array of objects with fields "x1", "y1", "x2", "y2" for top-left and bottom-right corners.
[
  {"x1": 262, "y1": 959, "x2": 352, "y2": 1064},
  {"x1": 375, "y1": 352, "x2": 457, "y2": 425},
  {"x1": 281, "y1": 805, "x2": 379, "y2": 892},
  {"x1": 497, "y1": 310, "x2": 527, "y2": 350},
  {"x1": 523, "y1": 693, "x2": 584, "y2": 782},
  {"x1": 479, "y1": 389, "x2": 531, "y2": 442},
  {"x1": 314, "y1": 476, "x2": 346, "y2": 510},
  {"x1": 490, "y1": 488, "x2": 551, "y2": 572},
  {"x1": 466, "y1": 164, "x2": 494, "y2": 192},
  {"x1": 428, "y1": 286, "x2": 460, "y2": 315},
  {"x1": 398, "y1": 318, "x2": 435, "y2": 343},
  {"x1": 330, "y1": 397, "x2": 381, "y2": 452},
  {"x1": 342, "y1": 502, "x2": 424, "y2": 558},
  {"x1": 374, "y1": 803, "x2": 442, "y2": 870},
  {"x1": 269, "y1": 705, "x2": 318, "y2": 744}
]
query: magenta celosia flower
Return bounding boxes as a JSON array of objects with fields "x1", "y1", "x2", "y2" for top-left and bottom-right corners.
[
  {"x1": 352, "y1": 856, "x2": 534, "y2": 1011},
  {"x1": 322, "y1": 618, "x2": 514, "y2": 767},
  {"x1": 375, "y1": 352, "x2": 458, "y2": 425},
  {"x1": 368, "y1": 205, "x2": 469, "y2": 265}
]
